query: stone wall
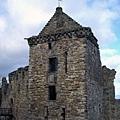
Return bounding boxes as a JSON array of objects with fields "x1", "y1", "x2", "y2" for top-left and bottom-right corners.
[
  {"x1": 1, "y1": 66, "x2": 29, "y2": 120},
  {"x1": 102, "y1": 66, "x2": 116, "y2": 120},
  {"x1": 115, "y1": 99, "x2": 120, "y2": 120},
  {"x1": 85, "y1": 37, "x2": 103, "y2": 120},
  {"x1": 28, "y1": 35, "x2": 88, "y2": 120}
]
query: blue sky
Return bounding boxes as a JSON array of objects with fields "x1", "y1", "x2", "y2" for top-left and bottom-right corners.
[{"x1": 0, "y1": 0, "x2": 120, "y2": 98}]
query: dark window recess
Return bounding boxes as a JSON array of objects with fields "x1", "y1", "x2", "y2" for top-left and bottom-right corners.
[
  {"x1": 61, "y1": 108, "x2": 65, "y2": 120},
  {"x1": 49, "y1": 86, "x2": 56, "y2": 100},
  {"x1": 49, "y1": 58, "x2": 58, "y2": 72},
  {"x1": 65, "y1": 52, "x2": 67, "y2": 73},
  {"x1": 16, "y1": 74, "x2": 18, "y2": 80},
  {"x1": 22, "y1": 71, "x2": 24, "y2": 79},
  {"x1": 10, "y1": 98, "x2": 13, "y2": 108},
  {"x1": 48, "y1": 43, "x2": 52, "y2": 49}
]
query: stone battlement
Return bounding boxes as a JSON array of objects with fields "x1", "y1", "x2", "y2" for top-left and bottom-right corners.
[
  {"x1": 8, "y1": 66, "x2": 29, "y2": 83},
  {"x1": 2, "y1": 66, "x2": 29, "y2": 97}
]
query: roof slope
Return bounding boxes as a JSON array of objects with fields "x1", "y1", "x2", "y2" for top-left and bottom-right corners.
[
  {"x1": 39, "y1": 7, "x2": 82, "y2": 36},
  {"x1": 27, "y1": 7, "x2": 98, "y2": 48}
]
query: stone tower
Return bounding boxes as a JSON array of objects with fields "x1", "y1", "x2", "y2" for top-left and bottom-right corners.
[{"x1": 26, "y1": 7, "x2": 103, "y2": 120}]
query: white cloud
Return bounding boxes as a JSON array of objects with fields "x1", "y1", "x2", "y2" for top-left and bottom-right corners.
[
  {"x1": 0, "y1": 17, "x2": 7, "y2": 33},
  {"x1": 100, "y1": 48, "x2": 120, "y2": 97},
  {"x1": 6, "y1": 0, "x2": 56, "y2": 27},
  {"x1": 0, "y1": 0, "x2": 57, "y2": 77},
  {"x1": 101, "y1": 48, "x2": 118, "y2": 56},
  {"x1": 114, "y1": 82, "x2": 120, "y2": 96},
  {"x1": 101, "y1": 54, "x2": 120, "y2": 69},
  {"x1": 65, "y1": 0, "x2": 120, "y2": 47}
]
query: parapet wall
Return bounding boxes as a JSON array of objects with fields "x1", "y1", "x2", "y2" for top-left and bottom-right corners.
[
  {"x1": 115, "y1": 99, "x2": 120, "y2": 120},
  {"x1": 8, "y1": 66, "x2": 29, "y2": 83},
  {"x1": 1, "y1": 66, "x2": 29, "y2": 120},
  {"x1": 102, "y1": 66, "x2": 120, "y2": 120}
]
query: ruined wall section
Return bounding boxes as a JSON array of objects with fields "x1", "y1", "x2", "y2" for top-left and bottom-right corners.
[
  {"x1": 1, "y1": 66, "x2": 29, "y2": 120},
  {"x1": 1, "y1": 77, "x2": 10, "y2": 108},
  {"x1": 102, "y1": 66, "x2": 116, "y2": 120},
  {"x1": 85, "y1": 37, "x2": 103, "y2": 120},
  {"x1": 115, "y1": 99, "x2": 120, "y2": 120}
]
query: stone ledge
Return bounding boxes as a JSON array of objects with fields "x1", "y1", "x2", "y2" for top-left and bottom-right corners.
[{"x1": 27, "y1": 28, "x2": 98, "y2": 48}]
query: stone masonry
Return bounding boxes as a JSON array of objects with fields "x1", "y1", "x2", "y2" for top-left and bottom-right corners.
[
  {"x1": 1, "y1": 66, "x2": 29, "y2": 120},
  {"x1": 1, "y1": 7, "x2": 120, "y2": 120}
]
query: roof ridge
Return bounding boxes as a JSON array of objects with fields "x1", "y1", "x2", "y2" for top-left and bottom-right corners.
[{"x1": 39, "y1": 7, "x2": 82, "y2": 36}]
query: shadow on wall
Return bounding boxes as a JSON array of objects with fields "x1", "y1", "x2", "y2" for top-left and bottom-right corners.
[{"x1": 0, "y1": 88, "x2": 2, "y2": 107}]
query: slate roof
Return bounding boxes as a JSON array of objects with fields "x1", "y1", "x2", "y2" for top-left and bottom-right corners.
[{"x1": 39, "y1": 7, "x2": 82, "y2": 36}]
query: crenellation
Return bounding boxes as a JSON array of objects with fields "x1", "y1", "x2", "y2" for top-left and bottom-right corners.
[
  {"x1": 102, "y1": 66, "x2": 117, "y2": 120},
  {"x1": 2, "y1": 77, "x2": 9, "y2": 96},
  {"x1": 2, "y1": 77, "x2": 8, "y2": 86},
  {"x1": 8, "y1": 66, "x2": 29, "y2": 83}
]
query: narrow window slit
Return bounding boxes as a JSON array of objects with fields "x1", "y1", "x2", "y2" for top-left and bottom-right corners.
[
  {"x1": 61, "y1": 108, "x2": 65, "y2": 120},
  {"x1": 65, "y1": 52, "x2": 67, "y2": 73},
  {"x1": 48, "y1": 43, "x2": 52, "y2": 49}
]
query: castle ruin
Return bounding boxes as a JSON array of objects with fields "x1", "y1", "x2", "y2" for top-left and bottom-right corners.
[{"x1": 1, "y1": 7, "x2": 120, "y2": 120}]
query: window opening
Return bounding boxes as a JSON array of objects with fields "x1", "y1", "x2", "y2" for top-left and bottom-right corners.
[
  {"x1": 10, "y1": 98, "x2": 13, "y2": 108},
  {"x1": 65, "y1": 52, "x2": 67, "y2": 73},
  {"x1": 49, "y1": 58, "x2": 58, "y2": 72},
  {"x1": 61, "y1": 108, "x2": 65, "y2": 120},
  {"x1": 48, "y1": 43, "x2": 52, "y2": 49},
  {"x1": 49, "y1": 86, "x2": 56, "y2": 100}
]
